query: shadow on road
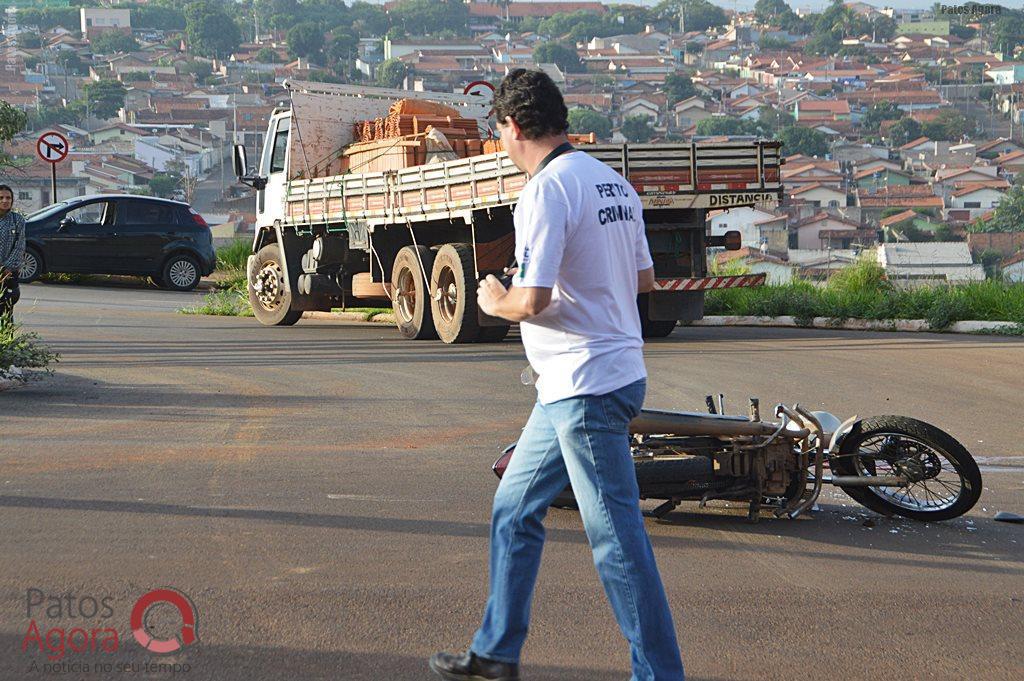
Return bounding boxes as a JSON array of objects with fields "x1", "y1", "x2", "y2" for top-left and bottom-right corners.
[
  {"x1": 3, "y1": 632, "x2": 705, "y2": 681},
  {"x1": 1, "y1": 494, "x2": 1018, "y2": 577}
]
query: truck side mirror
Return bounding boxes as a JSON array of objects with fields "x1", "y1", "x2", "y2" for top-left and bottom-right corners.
[
  {"x1": 232, "y1": 144, "x2": 248, "y2": 178},
  {"x1": 233, "y1": 144, "x2": 267, "y2": 191}
]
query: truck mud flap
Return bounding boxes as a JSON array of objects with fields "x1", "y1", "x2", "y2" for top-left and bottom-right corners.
[{"x1": 647, "y1": 290, "x2": 704, "y2": 322}]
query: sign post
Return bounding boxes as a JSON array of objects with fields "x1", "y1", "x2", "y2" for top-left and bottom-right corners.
[{"x1": 36, "y1": 131, "x2": 70, "y2": 205}]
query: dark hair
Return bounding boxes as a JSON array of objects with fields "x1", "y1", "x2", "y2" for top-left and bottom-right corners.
[
  {"x1": 493, "y1": 69, "x2": 568, "y2": 140},
  {"x1": 0, "y1": 185, "x2": 12, "y2": 200}
]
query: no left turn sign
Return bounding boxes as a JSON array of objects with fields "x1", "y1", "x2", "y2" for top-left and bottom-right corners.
[{"x1": 37, "y1": 131, "x2": 70, "y2": 163}]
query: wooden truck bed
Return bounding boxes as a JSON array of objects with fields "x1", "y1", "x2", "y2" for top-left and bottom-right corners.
[{"x1": 283, "y1": 140, "x2": 783, "y2": 229}]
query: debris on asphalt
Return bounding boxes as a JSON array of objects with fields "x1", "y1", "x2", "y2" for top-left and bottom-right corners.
[
  {"x1": 862, "y1": 519, "x2": 876, "y2": 528},
  {"x1": 994, "y1": 511, "x2": 1024, "y2": 524}
]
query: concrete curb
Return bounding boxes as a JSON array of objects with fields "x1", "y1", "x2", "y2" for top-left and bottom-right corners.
[
  {"x1": 303, "y1": 311, "x2": 397, "y2": 324},
  {"x1": 301, "y1": 311, "x2": 1019, "y2": 335},
  {"x1": 691, "y1": 316, "x2": 1021, "y2": 334}
]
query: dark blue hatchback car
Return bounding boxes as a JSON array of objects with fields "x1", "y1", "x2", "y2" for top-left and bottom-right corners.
[{"x1": 18, "y1": 195, "x2": 216, "y2": 291}]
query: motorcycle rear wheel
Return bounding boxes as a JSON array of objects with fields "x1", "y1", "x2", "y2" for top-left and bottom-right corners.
[{"x1": 831, "y1": 416, "x2": 982, "y2": 521}]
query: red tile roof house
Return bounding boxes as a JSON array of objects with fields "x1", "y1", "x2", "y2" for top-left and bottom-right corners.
[
  {"x1": 790, "y1": 211, "x2": 867, "y2": 250},
  {"x1": 1002, "y1": 250, "x2": 1024, "y2": 283},
  {"x1": 794, "y1": 99, "x2": 851, "y2": 122},
  {"x1": 788, "y1": 183, "x2": 848, "y2": 210},
  {"x1": 945, "y1": 183, "x2": 1009, "y2": 222},
  {"x1": 857, "y1": 185, "x2": 945, "y2": 224}
]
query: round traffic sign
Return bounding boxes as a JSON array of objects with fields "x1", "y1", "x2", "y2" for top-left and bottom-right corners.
[
  {"x1": 463, "y1": 80, "x2": 495, "y2": 99},
  {"x1": 37, "y1": 131, "x2": 70, "y2": 164}
]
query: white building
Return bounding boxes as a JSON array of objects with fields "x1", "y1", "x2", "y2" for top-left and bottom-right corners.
[
  {"x1": 80, "y1": 8, "x2": 131, "y2": 39},
  {"x1": 878, "y1": 243, "x2": 985, "y2": 284},
  {"x1": 708, "y1": 207, "x2": 780, "y2": 250}
]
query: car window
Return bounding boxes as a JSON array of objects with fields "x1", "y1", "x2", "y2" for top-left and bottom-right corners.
[
  {"x1": 28, "y1": 201, "x2": 68, "y2": 220},
  {"x1": 117, "y1": 201, "x2": 176, "y2": 226},
  {"x1": 269, "y1": 118, "x2": 290, "y2": 174},
  {"x1": 64, "y1": 202, "x2": 110, "y2": 225}
]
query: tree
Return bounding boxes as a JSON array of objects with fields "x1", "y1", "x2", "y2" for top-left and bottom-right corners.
[
  {"x1": 921, "y1": 109, "x2": 973, "y2": 142},
  {"x1": 754, "y1": 0, "x2": 792, "y2": 24},
  {"x1": 0, "y1": 102, "x2": 27, "y2": 143},
  {"x1": 654, "y1": 0, "x2": 728, "y2": 33},
  {"x1": 149, "y1": 172, "x2": 182, "y2": 199},
  {"x1": 971, "y1": 185, "x2": 1024, "y2": 233},
  {"x1": 621, "y1": 115, "x2": 654, "y2": 143},
  {"x1": 777, "y1": 126, "x2": 828, "y2": 157},
  {"x1": 127, "y1": 4, "x2": 186, "y2": 31},
  {"x1": 888, "y1": 117, "x2": 922, "y2": 147},
  {"x1": 862, "y1": 101, "x2": 901, "y2": 132},
  {"x1": 55, "y1": 50, "x2": 84, "y2": 75},
  {"x1": 327, "y1": 32, "x2": 359, "y2": 66},
  {"x1": 287, "y1": 22, "x2": 325, "y2": 60},
  {"x1": 16, "y1": 34, "x2": 42, "y2": 49},
  {"x1": 992, "y1": 13, "x2": 1024, "y2": 56},
  {"x1": 376, "y1": 58, "x2": 407, "y2": 88},
  {"x1": 390, "y1": 0, "x2": 469, "y2": 37},
  {"x1": 184, "y1": 1, "x2": 242, "y2": 59},
  {"x1": 90, "y1": 31, "x2": 139, "y2": 54},
  {"x1": 532, "y1": 42, "x2": 582, "y2": 73},
  {"x1": 256, "y1": 47, "x2": 280, "y2": 64},
  {"x1": 348, "y1": 1, "x2": 388, "y2": 37},
  {"x1": 756, "y1": 106, "x2": 794, "y2": 134},
  {"x1": 82, "y1": 80, "x2": 127, "y2": 119},
  {"x1": 663, "y1": 73, "x2": 695, "y2": 106},
  {"x1": 695, "y1": 117, "x2": 761, "y2": 136},
  {"x1": 568, "y1": 108, "x2": 612, "y2": 140}
]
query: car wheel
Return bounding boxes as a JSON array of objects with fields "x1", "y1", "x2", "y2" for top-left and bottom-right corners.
[
  {"x1": 162, "y1": 254, "x2": 201, "y2": 291},
  {"x1": 19, "y1": 247, "x2": 43, "y2": 284}
]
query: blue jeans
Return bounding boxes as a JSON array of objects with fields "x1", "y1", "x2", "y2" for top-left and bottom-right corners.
[{"x1": 471, "y1": 379, "x2": 685, "y2": 681}]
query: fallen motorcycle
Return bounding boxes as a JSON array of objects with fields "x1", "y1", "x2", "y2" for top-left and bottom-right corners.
[{"x1": 492, "y1": 396, "x2": 982, "y2": 522}]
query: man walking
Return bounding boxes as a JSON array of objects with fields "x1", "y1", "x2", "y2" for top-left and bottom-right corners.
[
  {"x1": 430, "y1": 70, "x2": 685, "y2": 681},
  {"x1": 0, "y1": 185, "x2": 25, "y2": 320}
]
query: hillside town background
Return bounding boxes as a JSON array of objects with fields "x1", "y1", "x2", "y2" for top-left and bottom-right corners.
[{"x1": 2, "y1": 0, "x2": 1024, "y2": 283}]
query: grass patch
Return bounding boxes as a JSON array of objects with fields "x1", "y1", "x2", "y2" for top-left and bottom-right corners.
[
  {"x1": 216, "y1": 238, "x2": 251, "y2": 271},
  {"x1": 40, "y1": 272, "x2": 92, "y2": 285},
  {"x1": 331, "y1": 307, "x2": 392, "y2": 318},
  {"x1": 213, "y1": 240, "x2": 250, "y2": 293},
  {"x1": 0, "y1": 315, "x2": 59, "y2": 382},
  {"x1": 705, "y1": 259, "x2": 1024, "y2": 330},
  {"x1": 180, "y1": 290, "x2": 254, "y2": 317}
]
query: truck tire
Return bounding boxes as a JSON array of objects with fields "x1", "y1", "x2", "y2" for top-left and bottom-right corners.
[
  {"x1": 477, "y1": 325, "x2": 510, "y2": 342},
  {"x1": 430, "y1": 243, "x2": 480, "y2": 344},
  {"x1": 638, "y1": 293, "x2": 677, "y2": 338},
  {"x1": 248, "y1": 243, "x2": 302, "y2": 326},
  {"x1": 391, "y1": 245, "x2": 437, "y2": 340}
]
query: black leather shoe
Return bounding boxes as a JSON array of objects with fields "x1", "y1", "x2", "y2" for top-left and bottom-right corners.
[{"x1": 429, "y1": 650, "x2": 520, "y2": 681}]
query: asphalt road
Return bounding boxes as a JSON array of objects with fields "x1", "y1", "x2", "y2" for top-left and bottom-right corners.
[{"x1": 2, "y1": 282, "x2": 1023, "y2": 681}]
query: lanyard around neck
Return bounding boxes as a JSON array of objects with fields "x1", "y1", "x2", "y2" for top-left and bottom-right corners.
[{"x1": 529, "y1": 142, "x2": 575, "y2": 179}]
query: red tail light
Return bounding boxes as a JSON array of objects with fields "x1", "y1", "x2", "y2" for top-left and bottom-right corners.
[{"x1": 190, "y1": 209, "x2": 209, "y2": 228}]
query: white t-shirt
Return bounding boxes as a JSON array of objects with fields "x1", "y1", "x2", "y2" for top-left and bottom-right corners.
[{"x1": 513, "y1": 150, "x2": 653, "y2": 405}]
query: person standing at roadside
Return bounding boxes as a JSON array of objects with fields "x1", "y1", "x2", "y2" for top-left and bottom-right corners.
[
  {"x1": 0, "y1": 185, "x2": 25, "y2": 320},
  {"x1": 429, "y1": 69, "x2": 685, "y2": 681}
]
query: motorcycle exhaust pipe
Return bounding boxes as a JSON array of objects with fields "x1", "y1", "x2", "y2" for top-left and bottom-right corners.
[
  {"x1": 828, "y1": 475, "x2": 910, "y2": 486},
  {"x1": 630, "y1": 409, "x2": 788, "y2": 438}
]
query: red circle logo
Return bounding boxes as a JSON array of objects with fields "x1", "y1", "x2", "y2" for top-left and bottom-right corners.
[{"x1": 130, "y1": 588, "x2": 198, "y2": 654}]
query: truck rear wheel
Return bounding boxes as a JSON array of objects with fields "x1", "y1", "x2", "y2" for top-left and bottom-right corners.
[
  {"x1": 249, "y1": 243, "x2": 302, "y2": 326},
  {"x1": 478, "y1": 325, "x2": 510, "y2": 342},
  {"x1": 391, "y1": 245, "x2": 437, "y2": 340},
  {"x1": 430, "y1": 243, "x2": 481, "y2": 344}
]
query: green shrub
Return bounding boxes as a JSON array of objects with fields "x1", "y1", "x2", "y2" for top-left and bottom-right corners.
[
  {"x1": 216, "y1": 239, "x2": 252, "y2": 272},
  {"x1": 179, "y1": 290, "x2": 253, "y2": 317},
  {"x1": 704, "y1": 271, "x2": 1024, "y2": 329},
  {"x1": 0, "y1": 316, "x2": 59, "y2": 381}
]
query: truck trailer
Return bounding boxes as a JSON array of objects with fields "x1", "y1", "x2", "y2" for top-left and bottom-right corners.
[{"x1": 233, "y1": 80, "x2": 782, "y2": 343}]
